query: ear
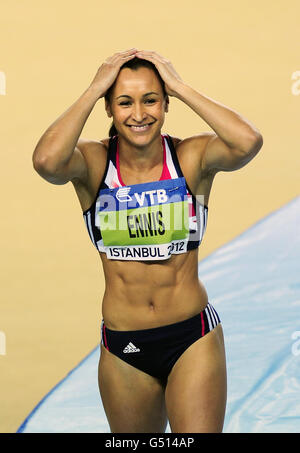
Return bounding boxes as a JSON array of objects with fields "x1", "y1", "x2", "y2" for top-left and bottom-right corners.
[{"x1": 105, "y1": 99, "x2": 113, "y2": 118}]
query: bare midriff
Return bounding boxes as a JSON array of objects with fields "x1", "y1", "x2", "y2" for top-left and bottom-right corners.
[{"x1": 100, "y1": 247, "x2": 208, "y2": 331}]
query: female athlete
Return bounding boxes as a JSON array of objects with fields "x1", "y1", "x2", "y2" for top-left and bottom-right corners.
[{"x1": 32, "y1": 48, "x2": 263, "y2": 433}]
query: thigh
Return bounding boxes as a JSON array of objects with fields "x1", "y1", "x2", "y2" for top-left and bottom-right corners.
[
  {"x1": 165, "y1": 324, "x2": 227, "y2": 433},
  {"x1": 98, "y1": 344, "x2": 168, "y2": 433}
]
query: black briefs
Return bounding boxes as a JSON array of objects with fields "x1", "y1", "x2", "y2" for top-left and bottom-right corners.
[{"x1": 101, "y1": 302, "x2": 221, "y2": 383}]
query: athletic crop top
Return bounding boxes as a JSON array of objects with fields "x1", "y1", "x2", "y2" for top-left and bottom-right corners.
[{"x1": 83, "y1": 134, "x2": 208, "y2": 261}]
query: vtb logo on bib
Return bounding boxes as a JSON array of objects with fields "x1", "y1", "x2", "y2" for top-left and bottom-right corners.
[
  {"x1": 116, "y1": 187, "x2": 168, "y2": 206},
  {"x1": 116, "y1": 187, "x2": 132, "y2": 202}
]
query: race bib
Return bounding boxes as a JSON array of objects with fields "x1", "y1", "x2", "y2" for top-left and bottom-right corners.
[{"x1": 96, "y1": 177, "x2": 189, "y2": 260}]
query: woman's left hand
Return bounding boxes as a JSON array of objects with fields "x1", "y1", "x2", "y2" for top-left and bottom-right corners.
[{"x1": 135, "y1": 50, "x2": 184, "y2": 97}]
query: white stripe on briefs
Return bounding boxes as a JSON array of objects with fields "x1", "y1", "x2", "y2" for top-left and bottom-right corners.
[{"x1": 206, "y1": 303, "x2": 219, "y2": 330}]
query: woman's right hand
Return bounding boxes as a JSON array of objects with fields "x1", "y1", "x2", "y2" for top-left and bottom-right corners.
[{"x1": 89, "y1": 48, "x2": 138, "y2": 99}]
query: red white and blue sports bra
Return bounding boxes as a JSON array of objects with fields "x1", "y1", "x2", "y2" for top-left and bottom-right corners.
[{"x1": 83, "y1": 134, "x2": 208, "y2": 261}]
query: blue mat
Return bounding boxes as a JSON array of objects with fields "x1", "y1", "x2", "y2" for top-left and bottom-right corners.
[{"x1": 18, "y1": 196, "x2": 300, "y2": 433}]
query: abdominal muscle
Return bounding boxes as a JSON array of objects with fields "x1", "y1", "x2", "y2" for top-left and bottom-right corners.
[{"x1": 100, "y1": 247, "x2": 209, "y2": 331}]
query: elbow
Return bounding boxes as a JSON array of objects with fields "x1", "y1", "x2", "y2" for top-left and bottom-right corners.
[
  {"x1": 32, "y1": 154, "x2": 68, "y2": 185},
  {"x1": 32, "y1": 150, "x2": 59, "y2": 177},
  {"x1": 251, "y1": 133, "x2": 263, "y2": 154},
  {"x1": 244, "y1": 132, "x2": 263, "y2": 156},
  {"x1": 33, "y1": 153, "x2": 50, "y2": 174}
]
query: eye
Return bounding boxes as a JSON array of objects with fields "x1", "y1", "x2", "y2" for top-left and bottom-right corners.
[{"x1": 119, "y1": 99, "x2": 157, "y2": 106}]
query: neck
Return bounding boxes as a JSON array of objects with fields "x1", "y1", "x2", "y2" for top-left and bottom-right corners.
[{"x1": 117, "y1": 134, "x2": 163, "y2": 172}]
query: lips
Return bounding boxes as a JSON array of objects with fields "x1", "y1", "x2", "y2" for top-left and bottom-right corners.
[{"x1": 126, "y1": 122, "x2": 155, "y2": 132}]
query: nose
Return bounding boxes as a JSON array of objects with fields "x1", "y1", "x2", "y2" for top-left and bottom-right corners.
[{"x1": 131, "y1": 103, "x2": 147, "y2": 123}]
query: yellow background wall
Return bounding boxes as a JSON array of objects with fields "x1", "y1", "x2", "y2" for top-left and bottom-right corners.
[{"x1": 0, "y1": 0, "x2": 299, "y2": 432}]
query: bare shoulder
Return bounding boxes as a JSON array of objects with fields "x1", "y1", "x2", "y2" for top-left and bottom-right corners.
[
  {"x1": 168, "y1": 135, "x2": 182, "y2": 147},
  {"x1": 75, "y1": 137, "x2": 108, "y2": 182},
  {"x1": 171, "y1": 132, "x2": 215, "y2": 152},
  {"x1": 169, "y1": 133, "x2": 217, "y2": 205},
  {"x1": 76, "y1": 137, "x2": 108, "y2": 160},
  {"x1": 169, "y1": 132, "x2": 216, "y2": 174},
  {"x1": 71, "y1": 137, "x2": 109, "y2": 212}
]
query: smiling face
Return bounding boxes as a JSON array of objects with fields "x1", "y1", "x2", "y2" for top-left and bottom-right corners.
[{"x1": 105, "y1": 67, "x2": 169, "y2": 147}]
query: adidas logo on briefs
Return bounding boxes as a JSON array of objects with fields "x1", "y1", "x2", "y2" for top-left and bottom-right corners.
[{"x1": 123, "y1": 342, "x2": 140, "y2": 353}]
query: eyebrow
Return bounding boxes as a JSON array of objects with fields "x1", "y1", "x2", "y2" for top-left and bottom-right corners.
[{"x1": 116, "y1": 91, "x2": 159, "y2": 99}]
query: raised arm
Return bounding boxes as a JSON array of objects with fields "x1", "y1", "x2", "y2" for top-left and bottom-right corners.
[
  {"x1": 32, "y1": 86, "x2": 100, "y2": 185},
  {"x1": 174, "y1": 83, "x2": 263, "y2": 173},
  {"x1": 32, "y1": 48, "x2": 138, "y2": 185},
  {"x1": 135, "y1": 50, "x2": 263, "y2": 173}
]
